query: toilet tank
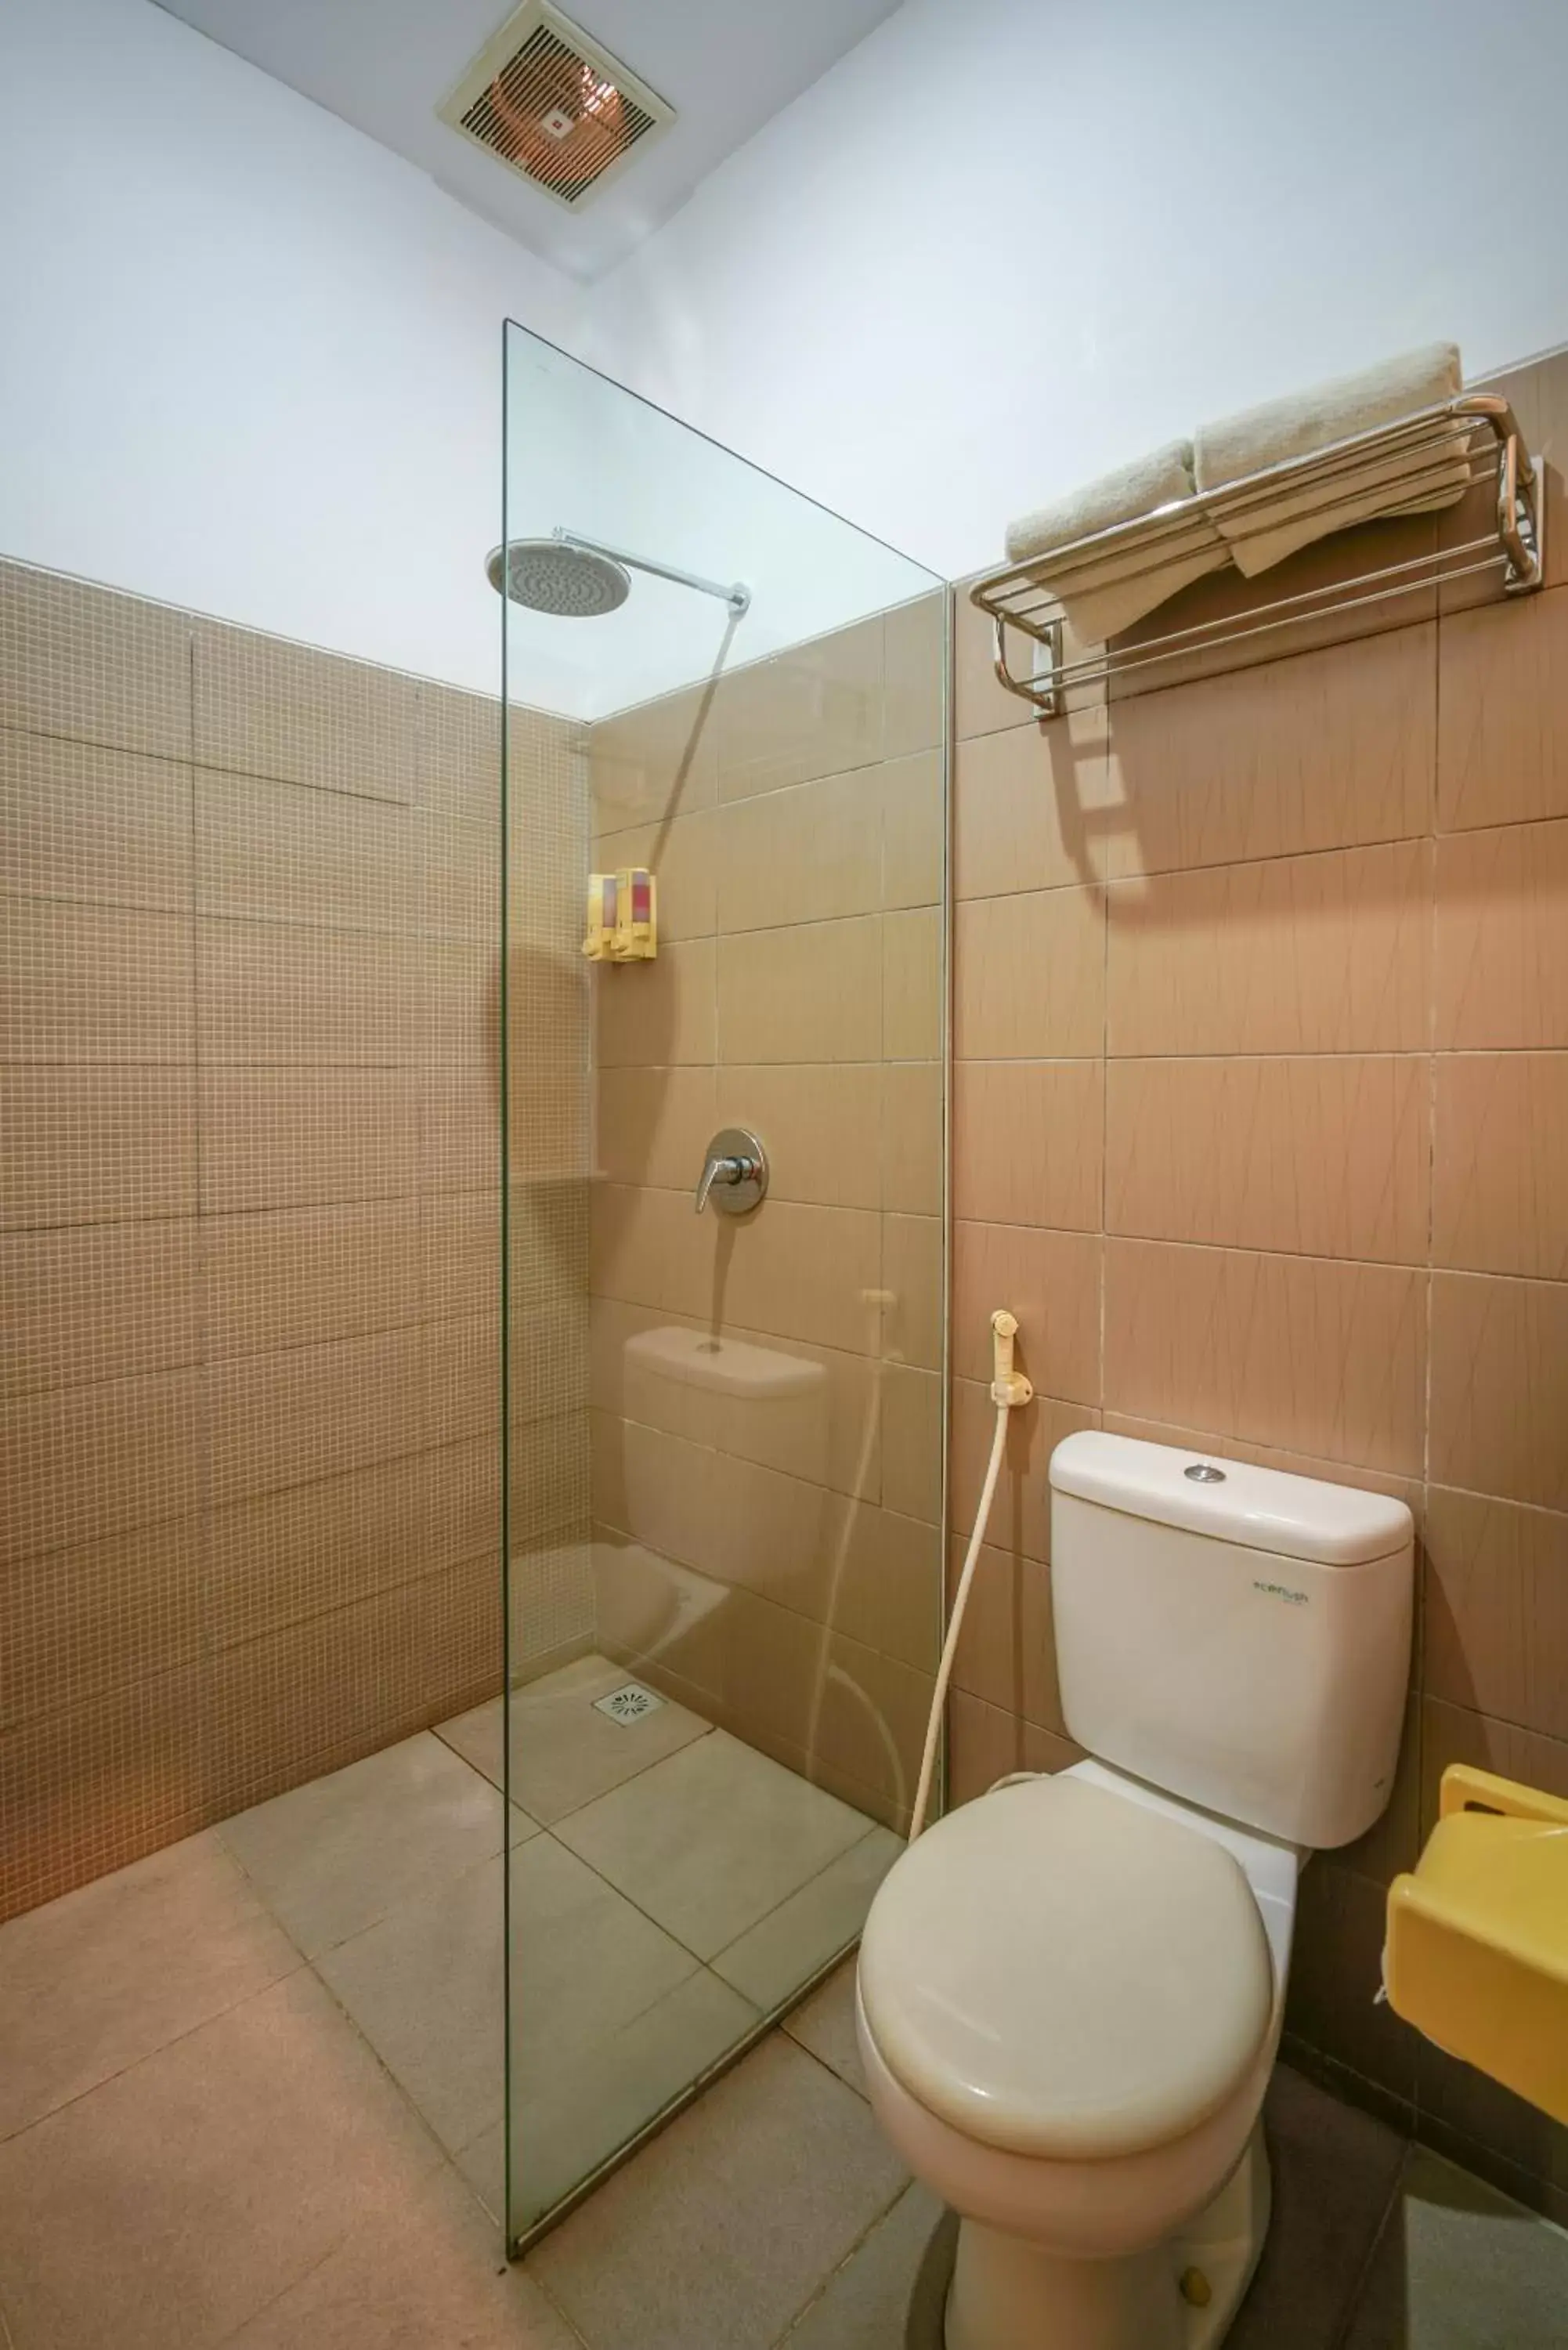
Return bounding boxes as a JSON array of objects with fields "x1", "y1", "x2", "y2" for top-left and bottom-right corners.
[{"x1": 1049, "y1": 1432, "x2": 1413, "y2": 1850}]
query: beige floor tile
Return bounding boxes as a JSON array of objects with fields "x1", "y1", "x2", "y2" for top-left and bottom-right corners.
[
  {"x1": 435, "y1": 1653, "x2": 712, "y2": 1824},
  {"x1": 553, "y1": 1730, "x2": 871, "y2": 1961},
  {"x1": 0, "y1": 1830, "x2": 299, "y2": 2144},
  {"x1": 781, "y1": 1957, "x2": 867, "y2": 2098},
  {"x1": 219, "y1": 1732, "x2": 537, "y2": 1959},
  {"x1": 529, "y1": 2032, "x2": 908, "y2": 2350},
  {"x1": 782, "y1": 2181, "x2": 949, "y2": 2348},
  {"x1": 712, "y1": 1830, "x2": 901, "y2": 2014},
  {"x1": 1339, "y1": 2146, "x2": 1568, "y2": 2350},
  {"x1": 223, "y1": 2161, "x2": 581, "y2": 2349},
  {"x1": 316, "y1": 1838, "x2": 698, "y2": 2157},
  {"x1": 0, "y1": 1969, "x2": 443, "y2": 2350},
  {"x1": 504, "y1": 1967, "x2": 761, "y2": 2234}
]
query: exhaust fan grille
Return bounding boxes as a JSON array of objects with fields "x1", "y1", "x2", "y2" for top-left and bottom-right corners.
[{"x1": 440, "y1": 2, "x2": 673, "y2": 209}]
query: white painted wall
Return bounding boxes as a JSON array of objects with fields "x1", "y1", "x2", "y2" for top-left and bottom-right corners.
[
  {"x1": 0, "y1": 0, "x2": 935, "y2": 714},
  {"x1": 0, "y1": 0, "x2": 580, "y2": 700},
  {"x1": 584, "y1": 0, "x2": 1568, "y2": 584}
]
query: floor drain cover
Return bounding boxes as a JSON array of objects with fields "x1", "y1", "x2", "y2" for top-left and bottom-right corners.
[{"x1": 593, "y1": 1682, "x2": 664, "y2": 1726}]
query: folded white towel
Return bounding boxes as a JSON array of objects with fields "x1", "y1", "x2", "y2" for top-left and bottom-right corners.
[
  {"x1": 1006, "y1": 439, "x2": 1196, "y2": 564},
  {"x1": 1194, "y1": 342, "x2": 1469, "y2": 575},
  {"x1": 1006, "y1": 439, "x2": 1230, "y2": 642}
]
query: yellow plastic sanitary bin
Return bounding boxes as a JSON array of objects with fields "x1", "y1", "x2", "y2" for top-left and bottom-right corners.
[{"x1": 1384, "y1": 1764, "x2": 1568, "y2": 2124}]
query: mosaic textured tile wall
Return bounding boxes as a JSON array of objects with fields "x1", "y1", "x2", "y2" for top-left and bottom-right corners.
[
  {"x1": 944, "y1": 346, "x2": 1568, "y2": 2219},
  {"x1": 584, "y1": 592, "x2": 948, "y2": 1831},
  {"x1": 0, "y1": 558, "x2": 592, "y2": 1920}
]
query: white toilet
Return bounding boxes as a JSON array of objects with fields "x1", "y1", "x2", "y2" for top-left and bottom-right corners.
[{"x1": 856, "y1": 1430, "x2": 1413, "y2": 2350}]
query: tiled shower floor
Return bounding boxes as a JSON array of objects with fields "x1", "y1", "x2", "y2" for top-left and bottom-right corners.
[
  {"x1": 215, "y1": 1650, "x2": 900, "y2": 2232},
  {"x1": 2, "y1": 1671, "x2": 1566, "y2": 2348}
]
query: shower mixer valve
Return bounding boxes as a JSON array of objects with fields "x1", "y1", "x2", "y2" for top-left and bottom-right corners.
[{"x1": 694, "y1": 1127, "x2": 768, "y2": 1217}]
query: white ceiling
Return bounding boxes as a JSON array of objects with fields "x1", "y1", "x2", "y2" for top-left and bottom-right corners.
[{"x1": 150, "y1": 0, "x2": 904, "y2": 280}]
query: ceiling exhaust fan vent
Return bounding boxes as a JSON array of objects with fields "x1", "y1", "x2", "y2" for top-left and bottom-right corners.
[{"x1": 439, "y1": 1, "x2": 674, "y2": 209}]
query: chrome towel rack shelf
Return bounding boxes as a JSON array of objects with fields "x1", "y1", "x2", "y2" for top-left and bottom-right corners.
[{"x1": 971, "y1": 395, "x2": 1544, "y2": 720}]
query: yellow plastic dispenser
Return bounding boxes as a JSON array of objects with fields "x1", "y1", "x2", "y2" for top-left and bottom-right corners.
[{"x1": 1384, "y1": 1766, "x2": 1568, "y2": 2124}]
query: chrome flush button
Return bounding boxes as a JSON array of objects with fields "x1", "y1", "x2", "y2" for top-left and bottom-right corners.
[{"x1": 1184, "y1": 1462, "x2": 1227, "y2": 1484}]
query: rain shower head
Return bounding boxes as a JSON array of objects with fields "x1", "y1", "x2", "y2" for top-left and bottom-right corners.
[
  {"x1": 486, "y1": 528, "x2": 750, "y2": 619},
  {"x1": 486, "y1": 537, "x2": 630, "y2": 616}
]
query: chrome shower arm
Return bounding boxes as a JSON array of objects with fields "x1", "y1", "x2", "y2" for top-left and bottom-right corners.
[{"x1": 554, "y1": 528, "x2": 750, "y2": 616}]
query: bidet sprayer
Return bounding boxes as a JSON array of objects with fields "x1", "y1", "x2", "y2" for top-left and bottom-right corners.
[{"x1": 990, "y1": 1308, "x2": 1034, "y2": 1408}]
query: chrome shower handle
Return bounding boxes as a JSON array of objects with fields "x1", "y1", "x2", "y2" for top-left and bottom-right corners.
[{"x1": 693, "y1": 1127, "x2": 768, "y2": 1217}]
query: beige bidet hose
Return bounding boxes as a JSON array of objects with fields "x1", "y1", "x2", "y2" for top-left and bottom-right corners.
[{"x1": 908, "y1": 1310, "x2": 1033, "y2": 1842}]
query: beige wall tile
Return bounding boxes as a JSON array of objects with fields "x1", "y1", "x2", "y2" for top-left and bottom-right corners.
[
  {"x1": 1107, "y1": 625, "x2": 1435, "y2": 879},
  {"x1": 418, "y1": 940, "x2": 497, "y2": 1076},
  {"x1": 948, "y1": 1535, "x2": 1064, "y2": 1737},
  {"x1": 1429, "y1": 1271, "x2": 1568, "y2": 1512},
  {"x1": 0, "y1": 562, "x2": 191, "y2": 759},
  {"x1": 718, "y1": 919, "x2": 880, "y2": 1065},
  {"x1": 594, "y1": 936, "x2": 716, "y2": 1068},
  {"x1": 0, "y1": 1068, "x2": 197, "y2": 1230},
  {"x1": 414, "y1": 680, "x2": 500, "y2": 819},
  {"x1": 421, "y1": 1068, "x2": 500, "y2": 1195},
  {"x1": 949, "y1": 1379, "x2": 1097, "y2": 1565},
  {"x1": 954, "y1": 887, "x2": 1104, "y2": 1059},
  {"x1": 199, "y1": 921, "x2": 417, "y2": 1065},
  {"x1": 1434, "y1": 818, "x2": 1568, "y2": 1048},
  {"x1": 1433, "y1": 1052, "x2": 1568, "y2": 1277},
  {"x1": 883, "y1": 592, "x2": 945, "y2": 760},
  {"x1": 1424, "y1": 1488, "x2": 1568, "y2": 1741},
  {"x1": 1, "y1": 900, "x2": 193, "y2": 1063},
  {"x1": 1104, "y1": 1239, "x2": 1426, "y2": 1475},
  {"x1": 592, "y1": 808, "x2": 716, "y2": 943},
  {"x1": 721, "y1": 1198, "x2": 883, "y2": 1357},
  {"x1": 0, "y1": 1666, "x2": 208, "y2": 1922},
  {"x1": 715, "y1": 618, "x2": 883, "y2": 801},
  {"x1": 880, "y1": 1363, "x2": 942, "y2": 1528},
  {"x1": 883, "y1": 1214, "x2": 941, "y2": 1372},
  {"x1": 1, "y1": 731, "x2": 192, "y2": 911},
  {"x1": 208, "y1": 1329, "x2": 424, "y2": 1509},
  {"x1": 880, "y1": 749, "x2": 944, "y2": 911},
  {"x1": 714, "y1": 1064, "x2": 880, "y2": 1209},
  {"x1": 883, "y1": 906, "x2": 941, "y2": 1061},
  {"x1": 205, "y1": 1456, "x2": 433, "y2": 1649},
  {"x1": 952, "y1": 1222, "x2": 1100, "y2": 1405},
  {"x1": 0, "y1": 1520, "x2": 205, "y2": 1730},
  {"x1": 1106, "y1": 1056, "x2": 1431, "y2": 1264},
  {"x1": 0, "y1": 1369, "x2": 203, "y2": 1564},
  {"x1": 193, "y1": 621, "x2": 417, "y2": 802},
  {"x1": 1107, "y1": 840, "x2": 1433, "y2": 1056},
  {"x1": 947, "y1": 1690, "x2": 1082, "y2": 1808},
  {"x1": 417, "y1": 811, "x2": 496, "y2": 944},
  {"x1": 420, "y1": 1191, "x2": 500, "y2": 1323},
  {"x1": 590, "y1": 1181, "x2": 714, "y2": 1321},
  {"x1": 881, "y1": 1062, "x2": 942, "y2": 1216},
  {"x1": 508, "y1": 1409, "x2": 591, "y2": 1549},
  {"x1": 587, "y1": 682, "x2": 719, "y2": 833},
  {"x1": 0, "y1": 1222, "x2": 201, "y2": 1397},
  {"x1": 591, "y1": 1412, "x2": 718, "y2": 1574},
  {"x1": 716, "y1": 770, "x2": 881, "y2": 931},
  {"x1": 1437, "y1": 587, "x2": 1568, "y2": 831},
  {"x1": 201, "y1": 1069, "x2": 419, "y2": 1212},
  {"x1": 954, "y1": 704, "x2": 1112, "y2": 899},
  {"x1": 596, "y1": 1065, "x2": 717, "y2": 1191},
  {"x1": 196, "y1": 771, "x2": 416, "y2": 932},
  {"x1": 204, "y1": 1202, "x2": 421, "y2": 1360},
  {"x1": 952, "y1": 1061, "x2": 1104, "y2": 1231}
]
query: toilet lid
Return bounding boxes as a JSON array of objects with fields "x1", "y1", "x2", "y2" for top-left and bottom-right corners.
[{"x1": 859, "y1": 1776, "x2": 1274, "y2": 2160}]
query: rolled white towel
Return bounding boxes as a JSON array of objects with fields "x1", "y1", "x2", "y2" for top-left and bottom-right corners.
[
  {"x1": 1195, "y1": 342, "x2": 1470, "y2": 576},
  {"x1": 1006, "y1": 439, "x2": 1230, "y2": 642}
]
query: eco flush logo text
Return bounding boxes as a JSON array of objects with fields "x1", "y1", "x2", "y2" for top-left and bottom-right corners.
[{"x1": 1252, "y1": 1580, "x2": 1310, "y2": 1606}]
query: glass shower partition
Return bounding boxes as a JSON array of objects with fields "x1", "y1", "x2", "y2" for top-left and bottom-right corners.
[{"x1": 497, "y1": 320, "x2": 948, "y2": 2248}]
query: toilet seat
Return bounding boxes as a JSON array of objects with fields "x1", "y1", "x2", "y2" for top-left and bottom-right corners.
[{"x1": 859, "y1": 1776, "x2": 1273, "y2": 2161}]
